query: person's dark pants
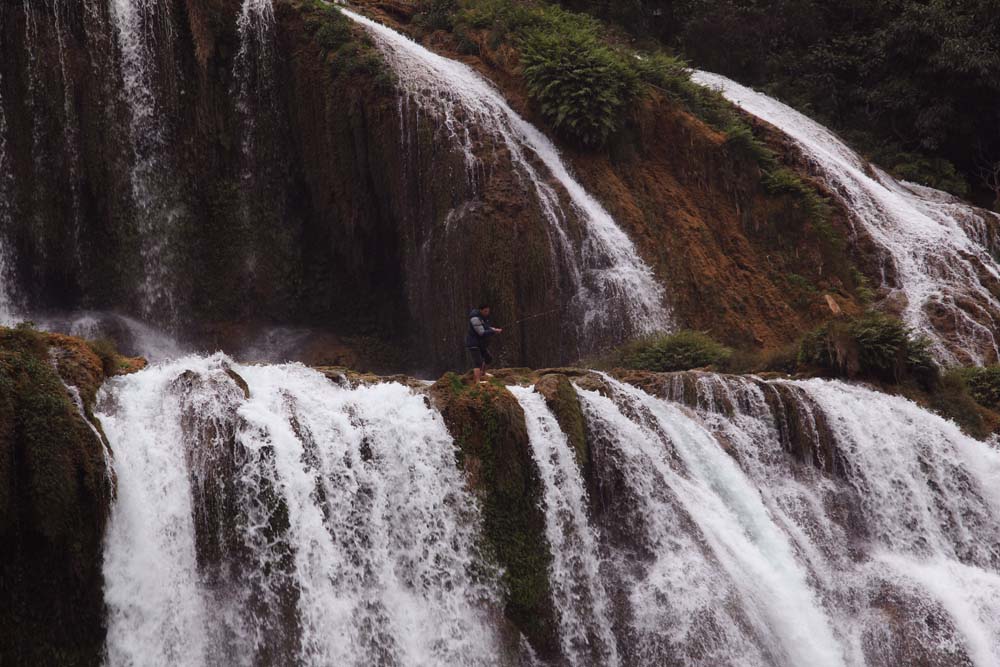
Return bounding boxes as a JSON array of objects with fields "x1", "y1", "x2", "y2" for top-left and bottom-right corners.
[{"x1": 468, "y1": 346, "x2": 493, "y2": 368}]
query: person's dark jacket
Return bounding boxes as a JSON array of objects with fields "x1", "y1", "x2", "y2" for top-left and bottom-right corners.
[{"x1": 465, "y1": 309, "x2": 496, "y2": 349}]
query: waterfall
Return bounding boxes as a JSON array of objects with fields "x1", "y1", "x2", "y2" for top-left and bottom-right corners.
[
  {"x1": 0, "y1": 60, "x2": 17, "y2": 326},
  {"x1": 577, "y1": 376, "x2": 847, "y2": 666},
  {"x1": 110, "y1": 0, "x2": 183, "y2": 323},
  {"x1": 509, "y1": 386, "x2": 619, "y2": 666},
  {"x1": 579, "y1": 371, "x2": 1000, "y2": 666},
  {"x1": 100, "y1": 356, "x2": 507, "y2": 666},
  {"x1": 342, "y1": 9, "x2": 670, "y2": 345},
  {"x1": 233, "y1": 0, "x2": 279, "y2": 282},
  {"x1": 46, "y1": 0, "x2": 83, "y2": 260},
  {"x1": 692, "y1": 70, "x2": 1000, "y2": 365},
  {"x1": 234, "y1": 0, "x2": 277, "y2": 139},
  {"x1": 94, "y1": 354, "x2": 1000, "y2": 665}
]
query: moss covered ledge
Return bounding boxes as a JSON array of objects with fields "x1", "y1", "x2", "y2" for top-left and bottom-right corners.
[
  {"x1": 0, "y1": 327, "x2": 144, "y2": 667},
  {"x1": 428, "y1": 372, "x2": 560, "y2": 660}
]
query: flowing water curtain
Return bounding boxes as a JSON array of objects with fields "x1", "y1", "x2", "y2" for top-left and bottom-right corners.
[
  {"x1": 0, "y1": 38, "x2": 18, "y2": 325},
  {"x1": 233, "y1": 0, "x2": 280, "y2": 280},
  {"x1": 100, "y1": 357, "x2": 508, "y2": 666},
  {"x1": 510, "y1": 386, "x2": 620, "y2": 666},
  {"x1": 110, "y1": 0, "x2": 186, "y2": 325},
  {"x1": 578, "y1": 376, "x2": 850, "y2": 666},
  {"x1": 692, "y1": 71, "x2": 1000, "y2": 366},
  {"x1": 45, "y1": 0, "x2": 83, "y2": 264},
  {"x1": 18, "y1": 0, "x2": 84, "y2": 280},
  {"x1": 644, "y1": 370, "x2": 1000, "y2": 666},
  {"x1": 343, "y1": 10, "x2": 671, "y2": 351}
]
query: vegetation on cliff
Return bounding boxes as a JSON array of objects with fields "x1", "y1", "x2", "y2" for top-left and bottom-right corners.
[
  {"x1": 429, "y1": 374, "x2": 561, "y2": 658},
  {"x1": 560, "y1": 0, "x2": 1000, "y2": 209},
  {"x1": 599, "y1": 315, "x2": 1000, "y2": 439},
  {"x1": 402, "y1": 0, "x2": 876, "y2": 355},
  {"x1": 609, "y1": 330, "x2": 733, "y2": 373},
  {"x1": 0, "y1": 326, "x2": 142, "y2": 666}
]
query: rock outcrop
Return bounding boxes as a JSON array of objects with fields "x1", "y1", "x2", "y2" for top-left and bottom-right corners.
[
  {"x1": 0, "y1": 327, "x2": 143, "y2": 666},
  {"x1": 0, "y1": 0, "x2": 872, "y2": 374}
]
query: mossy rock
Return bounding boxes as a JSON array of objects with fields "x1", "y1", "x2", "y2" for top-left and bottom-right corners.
[
  {"x1": 0, "y1": 327, "x2": 117, "y2": 666},
  {"x1": 429, "y1": 373, "x2": 560, "y2": 660},
  {"x1": 534, "y1": 373, "x2": 588, "y2": 469}
]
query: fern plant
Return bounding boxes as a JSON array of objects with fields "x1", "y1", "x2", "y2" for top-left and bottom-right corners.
[{"x1": 520, "y1": 26, "x2": 637, "y2": 147}]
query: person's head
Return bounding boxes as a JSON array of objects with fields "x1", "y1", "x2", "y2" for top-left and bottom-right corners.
[{"x1": 478, "y1": 303, "x2": 491, "y2": 317}]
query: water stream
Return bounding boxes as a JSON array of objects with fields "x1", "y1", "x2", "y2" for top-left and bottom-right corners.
[{"x1": 693, "y1": 70, "x2": 1000, "y2": 365}]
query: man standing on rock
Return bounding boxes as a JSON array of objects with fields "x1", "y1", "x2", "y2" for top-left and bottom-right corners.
[{"x1": 466, "y1": 303, "x2": 502, "y2": 383}]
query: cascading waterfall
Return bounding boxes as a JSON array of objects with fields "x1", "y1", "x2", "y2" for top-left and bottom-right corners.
[
  {"x1": 577, "y1": 376, "x2": 847, "y2": 666},
  {"x1": 234, "y1": 0, "x2": 277, "y2": 151},
  {"x1": 692, "y1": 70, "x2": 1000, "y2": 365},
  {"x1": 232, "y1": 0, "x2": 280, "y2": 281},
  {"x1": 509, "y1": 386, "x2": 619, "y2": 666},
  {"x1": 100, "y1": 356, "x2": 507, "y2": 666},
  {"x1": 110, "y1": 0, "x2": 183, "y2": 322},
  {"x1": 45, "y1": 0, "x2": 83, "y2": 259},
  {"x1": 343, "y1": 10, "x2": 670, "y2": 344},
  {"x1": 92, "y1": 352, "x2": 1000, "y2": 666},
  {"x1": 587, "y1": 370, "x2": 1000, "y2": 666},
  {"x1": 0, "y1": 62, "x2": 17, "y2": 326}
]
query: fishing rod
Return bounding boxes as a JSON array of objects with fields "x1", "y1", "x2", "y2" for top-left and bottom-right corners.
[{"x1": 509, "y1": 307, "x2": 564, "y2": 326}]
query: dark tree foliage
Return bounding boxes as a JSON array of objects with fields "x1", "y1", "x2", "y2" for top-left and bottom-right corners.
[{"x1": 559, "y1": 0, "x2": 1000, "y2": 207}]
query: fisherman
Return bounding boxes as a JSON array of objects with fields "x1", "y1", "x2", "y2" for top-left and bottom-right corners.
[{"x1": 466, "y1": 303, "x2": 502, "y2": 383}]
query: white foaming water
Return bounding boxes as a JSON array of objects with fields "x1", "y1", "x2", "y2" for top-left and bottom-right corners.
[
  {"x1": 100, "y1": 356, "x2": 506, "y2": 666},
  {"x1": 509, "y1": 386, "x2": 619, "y2": 666},
  {"x1": 234, "y1": 0, "x2": 277, "y2": 169},
  {"x1": 0, "y1": 61, "x2": 17, "y2": 326},
  {"x1": 111, "y1": 0, "x2": 182, "y2": 322},
  {"x1": 692, "y1": 71, "x2": 1000, "y2": 365},
  {"x1": 343, "y1": 9, "x2": 670, "y2": 344},
  {"x1": 648, "y1": 371, "x2": 1000, "y2": 666},
  {"x1": 579, "y1": 376, "x2": 847, "y2": 666}
]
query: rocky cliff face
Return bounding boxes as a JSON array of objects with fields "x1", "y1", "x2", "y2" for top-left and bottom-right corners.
[
  {"x1": 0, "y1": 0, "x2": 873, "y2": 373},
  {"x1": 0, "y1": 328, "x2": 141, "y2": 666}
]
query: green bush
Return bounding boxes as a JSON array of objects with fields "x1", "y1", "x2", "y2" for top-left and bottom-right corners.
[
  {"x1": 415, "y1": 0, "x2": 459, "y2": 32},
  {"x1": 460, "y1": 0, "x2": 540, "y2": 35},
  {"x1": 928, "y1": 369, "x2": 991, "y2": 439},
  {"x1": 965, "y1": 366, "x2": 1000, "y2": 410},
  {"x1": 850, "y1": 267, "x2": 876, "y2": 304},
  {"x1": 86, "y1": 339, "x2": 121, "y2": 377},
  {"x1": 722, "y1": 342, "x2": 800, "y2": 375},
  {"x1": 617, "y1": 330, "x2": 733, "y2": 372},
  {"x1": 521, "y1": 25, "x2": 638, "y2": 146},
  {"x1": 634, "y1": 52, "x2": 689, "y2": 90},
  {"x1": 310, "y1": 7, "x2": 352, "y2": 53},
  {"x1": 799, "y1": 312, "x2": 937, "y2": 384}
]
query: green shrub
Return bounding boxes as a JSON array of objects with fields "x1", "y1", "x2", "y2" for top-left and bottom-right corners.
[
  {"x1": 86, "y1": 339, "x2": 121, "y2": 377},
  {"x1": 311, "y1": 7, "x2": 352, "y2": 53},
  {"x1": 928, "y1": 369, "x2": 991, "y2": 439},
  {"x1": 415, "y1": 0, "x2": 458, "y2": 31},
  {"x1": 617, "y1": 330, "x2": 733, "y2": 372},
  {"x1": 850, "y1": 267, "x2": 876, "y2": 304},
  {"x1": 965, "y1": 366, "x2": 1000, "y2": 410},
  {"x1": 634, "y1": 52, "x2": 689, "y2": 90},
  {"x1": 459, "y1": 0, "x2": 540, "y2": 35},
  {"x1": 521, "y1": 25, "x2": 638, "y2": 146},
  {"x1": 799, "y1": 312, "x2": 937, "y2": 384},
  {"x1": 722, "y1": 342, "x2": 800, "y2": 375}
]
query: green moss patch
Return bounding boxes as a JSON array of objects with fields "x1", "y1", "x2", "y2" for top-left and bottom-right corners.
[
  {"x1": 534, "y1": 373, "x2": 588, "y2": 468},
  {"x1": 429, "y1": 373, "x2": 560, "y2": 659},
  {"x1": 0, "y1": 327, "x2": 116, "y2": 666},
  {"x1": 609, "y1": 330, "x2": 733, "y2": 373}
]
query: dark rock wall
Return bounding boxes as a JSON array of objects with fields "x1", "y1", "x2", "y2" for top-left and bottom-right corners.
[
  {"x1": 0, "y1": 0, "x2": 577, "y2": 371},
  {"x1": 0, "y1": 329, "x2": 116, "y2": 666}
]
